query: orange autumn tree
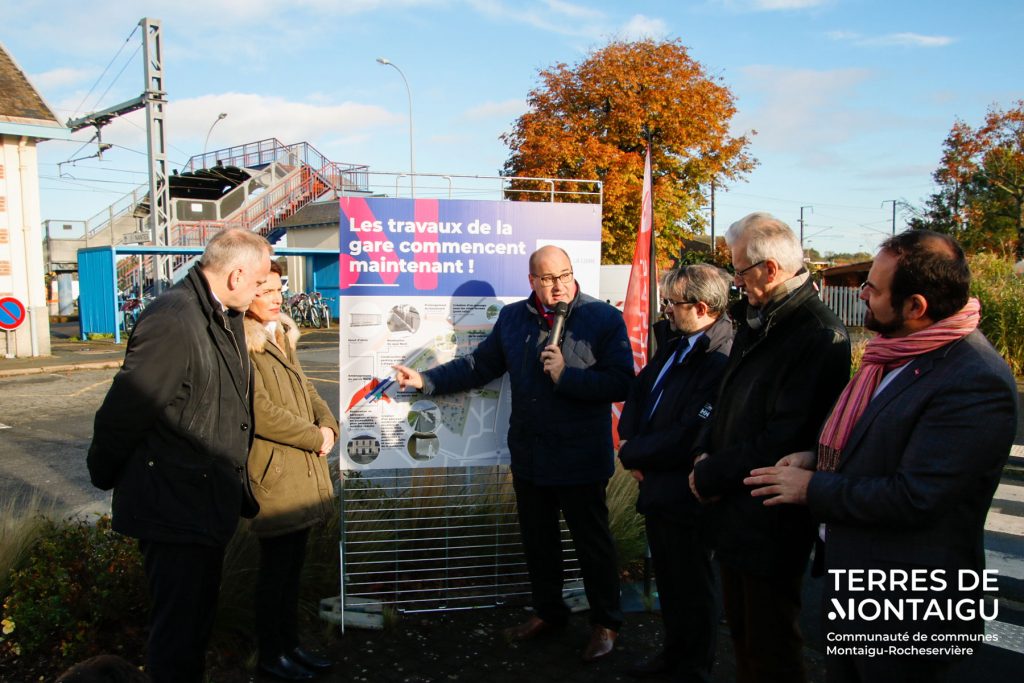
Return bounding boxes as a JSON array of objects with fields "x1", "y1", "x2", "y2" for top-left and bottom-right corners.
[
  {"x1": 501, "y1": 38, "x2": 756, "y2": 264},
  {"x1": 910, "y1": 101, "x2": 1024, "y2": 258}
]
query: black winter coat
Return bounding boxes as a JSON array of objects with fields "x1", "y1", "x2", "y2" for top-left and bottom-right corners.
[
  {"x1": 87, "y1": 265, "x2": 257, "y2": 546},
  {"x1": 618, "y1": 315, "x2": 734, "y2": 521},
  {"x1": 422, "y1": 288, "x2": 633, "y2": 485},
  {"x1": 692, "y1": 278, "x2": 850, "y2": 578}
]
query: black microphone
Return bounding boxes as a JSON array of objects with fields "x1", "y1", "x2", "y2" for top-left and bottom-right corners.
[{"x1": 548, "y1": 301, "x2": 569, "y2": 348}]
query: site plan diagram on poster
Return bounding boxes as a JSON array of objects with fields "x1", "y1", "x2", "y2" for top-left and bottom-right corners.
[{"x1": 337, "y1": 197, "x2": 601, "y2": 471}]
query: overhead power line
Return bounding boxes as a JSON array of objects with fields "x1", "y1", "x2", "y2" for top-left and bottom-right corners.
[{"x1": 72, "y1": 24, "x2": 140, "y2": 119}]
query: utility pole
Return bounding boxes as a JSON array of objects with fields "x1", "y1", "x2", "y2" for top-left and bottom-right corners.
[
  {"x1": 66, "y1": 17, "x2": 169, "y2": 293},
  {"x1": 883, "y1": 200, "x2": 897, "y2": 235},
  {"x1": 141, "y1": 18, "x2": 169, "y2": 293},
  {"x1": 709, "y1": 179, "x2": 716, "y2": 255},
  {"x1": 799, "y1": 205, "x2": 813, "y2": 247}
]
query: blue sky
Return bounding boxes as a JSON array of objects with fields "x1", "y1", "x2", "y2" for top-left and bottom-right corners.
[{"x1": 3, "y1": 0, "x2": 1021, "y2": 255}]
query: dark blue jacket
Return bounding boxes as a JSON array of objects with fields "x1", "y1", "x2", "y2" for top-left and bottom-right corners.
[
  {"x1": 808, "y1": 330, "x2": 1017, "y2": 643},
  {"x1": 422, "y1": 288, "x2": 633, "y2": 485},
  {"x1": 618, "y1": 314, "x2": 733, "y2": 520}
]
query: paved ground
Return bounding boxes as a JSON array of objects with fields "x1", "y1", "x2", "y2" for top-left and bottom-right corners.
[{"x1": 305, "y1": 606, "x2": 823, "y2": 683}]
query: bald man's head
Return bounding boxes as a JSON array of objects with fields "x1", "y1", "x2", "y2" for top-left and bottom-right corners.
[{"x1": 528, "y1": 246, "x2": 575, "y2": 308}]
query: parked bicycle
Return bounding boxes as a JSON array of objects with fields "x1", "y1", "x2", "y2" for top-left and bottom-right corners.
[
  {"x1": 120, "y1": 294, "x2": 151, "y2": 336},
  {"x1": 284, "y1": 291, "x2": 333, "y2": 329},
  {"x1": 310, "y1": 292, "x2": 332, "y2": 329}
]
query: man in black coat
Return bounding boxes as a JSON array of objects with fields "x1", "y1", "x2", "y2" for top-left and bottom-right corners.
[
  {"x1": 689, "y1": 213, "x2": 850, "y2": 683},
  {"x1": 394, "y1": 245, "x2": 633, "y2": 661},
  {"x1": 88, "y1": 229, "x2": 272, "y2": 683},
  {"x1": 745, "y1": 230, "x2": 1018, "y2": 682},
  {"x1": 618, "y1": 264, "x2": 734, "y2": 682}
]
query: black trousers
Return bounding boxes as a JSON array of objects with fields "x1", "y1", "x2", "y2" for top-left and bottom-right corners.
[
  {"x1": 512, "y1": 475, "x2": 623, "y2": 630},
  {"x1": 646, "y1": 514, "x2": 717, "y2": 682},
  {"x1": 256, "y1": 528, "x2": 310, "y2": 657},
  {"x1": 140, "y1": 539, "x2": 225, "y2": 683},
  {"x1": 719, "y1": 562, "x2": 807, "y2": 683}
]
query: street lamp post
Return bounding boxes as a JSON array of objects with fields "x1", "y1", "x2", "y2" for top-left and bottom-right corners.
[
  {"x1": 377, "y1": 57, "x2": 415, "y2": 197},
  {"x1": 203, "y1": 112, "x2": 228, "y2": 159}
]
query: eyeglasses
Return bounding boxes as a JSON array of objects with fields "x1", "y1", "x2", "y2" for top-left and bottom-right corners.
[
  {"x1": 532, "y1": 271, "x2": 574, "y2": 287},
  {"x1": 660, "y1": 298, "x2": 698, "y2": 308},
  {"x1": 733, "y1": 260, "x2": 766, "y2": 279}
]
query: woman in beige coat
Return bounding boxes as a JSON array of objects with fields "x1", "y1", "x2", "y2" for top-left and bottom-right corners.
[{"x1": 245, "y1": 261, "x2": 339, "y2": 681}]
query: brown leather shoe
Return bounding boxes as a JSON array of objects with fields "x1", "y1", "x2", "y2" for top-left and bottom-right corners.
[
  {"x1": 503, "y1": 615, "x2": 552, "y2": 641},
  {"x1": 581, "y1": 625, "x2": 617, "y2": 662}
]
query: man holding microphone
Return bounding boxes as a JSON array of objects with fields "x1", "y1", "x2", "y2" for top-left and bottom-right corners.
[{"x1": 394, "y1": 245, "x2": 633, "y2": 662}]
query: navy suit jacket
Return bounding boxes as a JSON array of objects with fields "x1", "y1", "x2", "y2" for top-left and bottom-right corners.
[
  {"x1": 618, "y1": 315, "x2": 733, "y2": 520},
  {"x1": 807, "y1": 329, "x2": 1018, "y2": 641}
]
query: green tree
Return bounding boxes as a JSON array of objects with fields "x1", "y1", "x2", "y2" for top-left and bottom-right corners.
[
  {"x1": 502, "y1": 38, "x2": 755, "y2": 264},
  {"x1": 909, "y1": 101, "x2": 1024, "y2": 258},
  {"x1": 978, "y1": 103, "x2": 1024, "y2": 259}
]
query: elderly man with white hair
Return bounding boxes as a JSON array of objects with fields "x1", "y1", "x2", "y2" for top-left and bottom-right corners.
[{"x1": 689, "y1": 212, "x2": 851, "y2": 683}]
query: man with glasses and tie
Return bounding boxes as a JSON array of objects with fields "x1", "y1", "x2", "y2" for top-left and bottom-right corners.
[
  {"x1": 688, "y1": 212, "x2": 850, "y2": 683},
  {"x1": 618, "y1": 264, "x2": 734, "y2": 682},
  {"x1": 394, "y1": 245, "x2": 633, "y2": 662}
]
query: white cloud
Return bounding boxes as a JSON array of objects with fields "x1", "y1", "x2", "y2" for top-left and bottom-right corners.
[
  {"x1": 827, "y1": 30, "x2": 955, "y2": 48},
  {"x1": 465, "y1": 0, "x2": 608, "y2": 39},
  {"x1": 620, "y1": 14, "x2": 669, "y2": 40},
  {"x1": 716, "y1": 0, "x2": 829, "y2": 12},
  {"x1": 48, "y1": 92, "x2": 402, "y2": 169},
  {"x1": 463, "y1": 99, "x2": 528, "y2": 122},
  {"x1": 28, "y1": 67, "x2": 98, "y2": 91},
  {"x1": 541, "y1": 0, "x2": 604, "y2": 20},
  {"x1": 864, "y1": 32, "x2": 955, "y2": 47},
  {"x1": 752, "y1": 0, "x2": 826, "y2": 9},
  {"x1": 167, "y1": 93, "x2": 402, "y2": 148},
  {"x1": 733, "y1": 65, "x2": 874, "y2": 166},
  {"x1": 182, "y1": 0, "x2": 446, "y2": 21},
  {"x1": 859, "y1": 163, "x2": 935, "y2": 181},
  {"x1": 430, "y1": 133, "x2": 472, "y2": 145}
]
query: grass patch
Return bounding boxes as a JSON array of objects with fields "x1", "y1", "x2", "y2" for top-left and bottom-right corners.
[{"x1": 969, "y1": 253, "x2": 1024, "y2": 376}]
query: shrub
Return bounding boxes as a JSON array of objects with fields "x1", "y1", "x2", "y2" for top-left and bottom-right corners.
[
  {"x1": 606, "y1": 463, "x2": 646, "y2": 568},
  {"x1": 1, "y1": 515, "x2": 147, "y2": 662},
  {"x1": 0, "y1": 494, "x2": 54, "y2": 602},
  {"x1": 969, "y1": 254, "x2": 1024, "y2": 376},
  {"x1": 850, "y1": 337, "x2": 867, "y2": 375}
]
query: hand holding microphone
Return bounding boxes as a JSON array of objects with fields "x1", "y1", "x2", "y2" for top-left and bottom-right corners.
[
  {"x1": 541, "y1": 302, "x2": 569, "y2": 384},
  {"x1": 548, "y1": 301, "x2": 568, "y2": 348}
]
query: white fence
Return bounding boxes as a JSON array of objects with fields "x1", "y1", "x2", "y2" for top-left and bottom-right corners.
[{"x1": 821, "y1": 285, "x2": 866, "y2": 327}]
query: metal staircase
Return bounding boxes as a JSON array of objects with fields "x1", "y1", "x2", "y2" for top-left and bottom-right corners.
[{"x1": 108, "y1": 138, "x2": 368, "y2": 294}]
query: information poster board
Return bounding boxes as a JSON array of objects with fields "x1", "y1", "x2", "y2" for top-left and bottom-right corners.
[{"x1": 338, "y1": 197, "x2": 601, "y2": 470}]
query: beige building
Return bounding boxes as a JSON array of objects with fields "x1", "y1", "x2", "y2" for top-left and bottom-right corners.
[{"x1": 0, "y1": 43, "x2": 72, "y2": 357}]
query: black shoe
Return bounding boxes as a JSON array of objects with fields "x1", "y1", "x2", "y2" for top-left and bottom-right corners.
[
  {"x1": 626, "y1": 652, "x2": 671, "y2": 678},
  {"x1": 288, "y1": 646, "x2": 333, "y2": 672},
  {"x1": 258, "y1": 653, "x2": 315, "y2": 681}
]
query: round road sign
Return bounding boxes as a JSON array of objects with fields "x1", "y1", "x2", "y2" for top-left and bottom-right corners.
[{"x1": 0, "y1": 297, "x2": 27, "y2": 331}]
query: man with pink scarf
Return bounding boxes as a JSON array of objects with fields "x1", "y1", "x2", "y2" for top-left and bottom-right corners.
[{"x1": 746, "y1": 229, "x2": 1018, "y2": 683}]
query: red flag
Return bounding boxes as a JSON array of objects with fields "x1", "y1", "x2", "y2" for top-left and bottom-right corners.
[
  {"x1": 621, "y1": 145, "x2": 655, "y2": 373},
  {"x1": 613, "y1": 143, "x2": 656, "y2": 447}
]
